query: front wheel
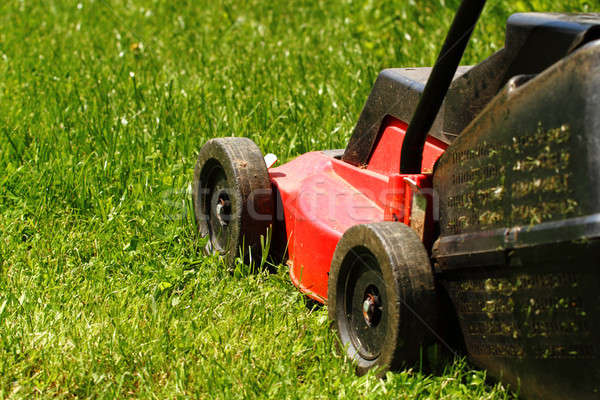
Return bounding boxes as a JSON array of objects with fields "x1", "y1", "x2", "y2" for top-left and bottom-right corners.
[
  {"x1": 192, "y1": 137, "x2": 273, "y2": 267},
  {"x1": 327, "y1": 222, "x2": 438, "y2": 375}
]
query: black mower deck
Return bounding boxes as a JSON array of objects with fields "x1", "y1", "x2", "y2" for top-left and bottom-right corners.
[{"x1": 431, "y1": 14, "x2": 600, "y2": 400}]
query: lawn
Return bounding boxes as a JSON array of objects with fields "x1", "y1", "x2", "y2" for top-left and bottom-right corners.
[{"x1": 0, "y1": 0, "x2": 594, "y2": 398}]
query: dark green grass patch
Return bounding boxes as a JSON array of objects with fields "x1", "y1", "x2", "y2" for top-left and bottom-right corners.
[{"x1": 0, "y1": 0, "x2": 592, "y2": 398}]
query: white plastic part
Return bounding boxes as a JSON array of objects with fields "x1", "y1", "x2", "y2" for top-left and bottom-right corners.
[
  {"x1": 264, "y1": 153, "x2": 278, "y2": 168},
  {"x1": 403, "y1": 177, "x2": 418, "y2": 188}
]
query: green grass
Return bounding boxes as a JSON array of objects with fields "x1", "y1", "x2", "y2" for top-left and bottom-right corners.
[{"x1": 0, "y1": 0, "x2": 593, "y2": 398}]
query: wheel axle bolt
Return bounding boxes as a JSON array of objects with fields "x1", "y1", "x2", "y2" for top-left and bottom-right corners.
[
  {"x1": 215, "y1": 196, "x2": 231, "y2": 226},
  {"x1": 362, "y1": 293, "x2": 379, "y2": 327}
]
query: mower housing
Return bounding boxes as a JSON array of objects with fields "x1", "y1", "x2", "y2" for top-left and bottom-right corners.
[{"x1": 432, "y1": 29, "x2": 600, "y2": 400}]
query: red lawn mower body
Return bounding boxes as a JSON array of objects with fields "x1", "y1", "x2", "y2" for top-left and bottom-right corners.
[{"x1": 269, "y1": 119, "x2": 446, "y2": 302}]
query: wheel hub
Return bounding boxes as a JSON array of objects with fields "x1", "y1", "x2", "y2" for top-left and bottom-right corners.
[
  {"x1": 362, "y1": 289, "x2": 382, "y2": 327},
  {"x1": 214, "y1": 191, "x2": 231, "y2": 226}
]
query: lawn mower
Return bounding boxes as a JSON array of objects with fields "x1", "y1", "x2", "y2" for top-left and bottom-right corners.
[{"x1": 192, "y1": 1, "x2": 600, "y2": 399}]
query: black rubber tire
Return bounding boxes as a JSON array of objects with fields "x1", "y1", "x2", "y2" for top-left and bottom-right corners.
[
  {"x1": 192, "y1": 137, "x2": 273, "y2": 267},
  {"x1": 327, "y1": 222, "x2": 438, "y2": 375}
]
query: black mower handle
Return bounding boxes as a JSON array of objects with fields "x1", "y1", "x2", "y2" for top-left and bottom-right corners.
[{"x1": 400, "y1": 0, "x2": 487, "y2": 174}]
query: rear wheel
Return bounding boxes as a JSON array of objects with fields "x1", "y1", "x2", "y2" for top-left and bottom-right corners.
[
  {"x1": 327, "y1": 222, "x2": 438, "y2": 375},
  {"x1": 192, "y1": 137, "x2": 273, "y2": 267}
]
